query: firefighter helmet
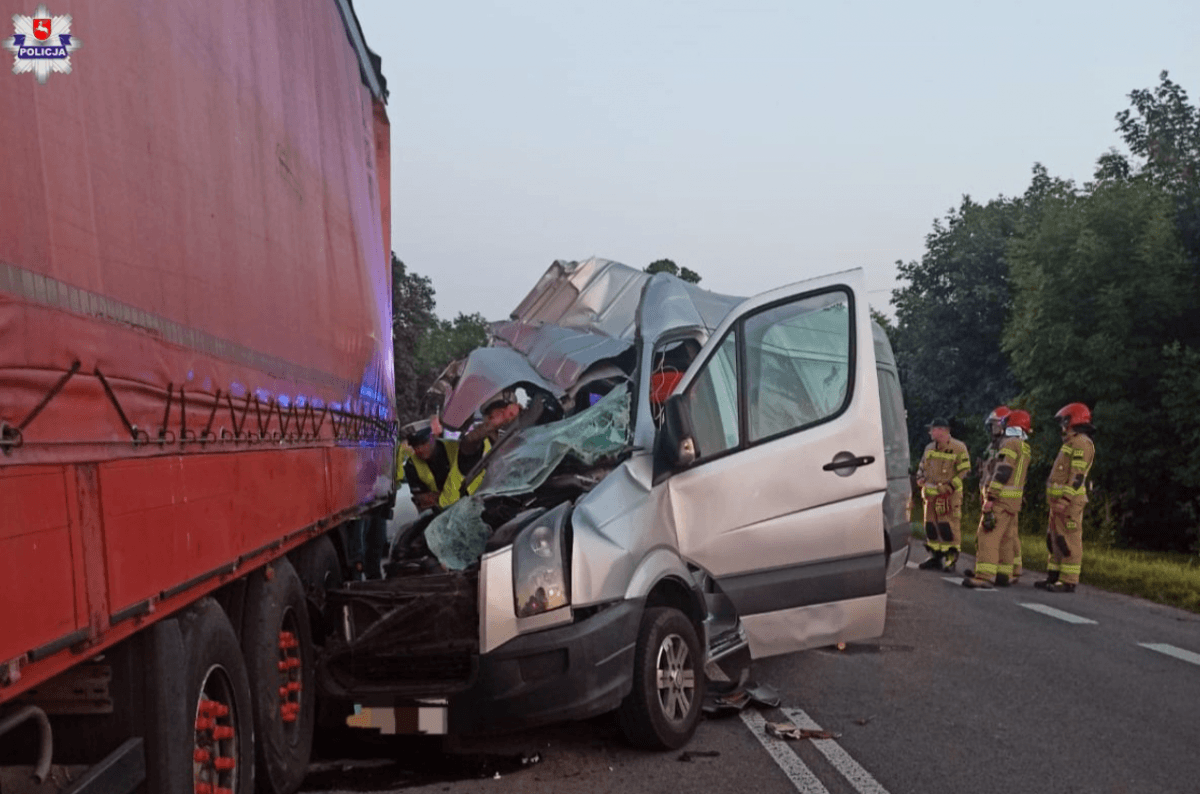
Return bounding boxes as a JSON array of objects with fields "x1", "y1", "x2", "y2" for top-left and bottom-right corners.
[
  {"x1": 985, "y1": 406, "x2": 1010, "y2": 426},
  {"x1": 1055, "y1": 402, "x2": 1091, "y2": 428},
  {"x1": 1005, "y1": 409, "x2": 1032, "y2": 433}
]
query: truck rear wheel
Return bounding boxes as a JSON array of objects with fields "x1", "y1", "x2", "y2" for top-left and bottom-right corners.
[
  {"x1": 182, "y1": 598, "x2": 255, "y2": 794},
  {"x1": 291, "y1": 535, "x2": 343, "y2": 618},
  {"x1": 242, "y1": 559, "x2": 314, "y2": 794},
  {"x1": 616, "y1": 606, "x2": 705, "y2": 750}
]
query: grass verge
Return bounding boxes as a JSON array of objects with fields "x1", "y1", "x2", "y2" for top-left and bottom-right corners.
[{"x1": 913, "y1": 506, "x2": 1200, "y2": 614}]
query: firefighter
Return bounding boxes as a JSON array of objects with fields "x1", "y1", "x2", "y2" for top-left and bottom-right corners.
[
  {"x1": 971, "y1": 406, "x2": 1025, "y2": 583},
  {"x1": 963, "y1": 406, "x2": 1007, "y2": 581},
  {"x1": 1036, "y1": 402, "x2": 1095, "y2": 593},
  {"x1": 916, "y1": 417, "x2": 971, "y2": 571},
  {"x1": 964, "y1": 409, "x2": 1032, "y2": 589}
]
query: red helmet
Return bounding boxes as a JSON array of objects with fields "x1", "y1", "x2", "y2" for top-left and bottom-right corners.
[
  {"x1": 1055, "y1": 402, "x2": 1092, "y2": 428},
  {"x1": 1004, "y1": 409, "x2": 1032, "y2": 433},
  {"x1": 985, "y1": 406, "x2": 1010, "y2": 427}
]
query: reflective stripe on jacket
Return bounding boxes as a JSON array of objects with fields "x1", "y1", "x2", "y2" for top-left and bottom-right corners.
[
  {"x1": 987, "y1": 438, "x2": 1031, "y2": 508},
  {"x1": 918, "y1": 437, "x2": 971, "y2": 497},
  {"x1": 1046, "y1": 432, "x2": 1094, "y2": 504}
]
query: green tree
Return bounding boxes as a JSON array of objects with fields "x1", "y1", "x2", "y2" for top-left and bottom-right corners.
[
  {"x1": 391, "y1": 254, "x2": 436, "y2": 422},
  {"x1": 890, "y1": 195, "x2": 1023, "y2": 460},
  {"x1": 1111, "y1": 71, "x2": 1200, "y2": 187},
  {"x1": 415, "y1": 312, "x2": 490, "y2": 394},
  {"x1": 645, "y1": 258, "x2": 702, "y2": 284},
  {"x1": 1004, "y1": 176, "x2": 1195, "y2": 549},
  {"x1": 1162, "y1": 342, "x2": 1200, "y2": 546}
]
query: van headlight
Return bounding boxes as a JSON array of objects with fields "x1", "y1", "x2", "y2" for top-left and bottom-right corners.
[{"x1": 513, "y1": 503, "x2": 570, "y2": 618}]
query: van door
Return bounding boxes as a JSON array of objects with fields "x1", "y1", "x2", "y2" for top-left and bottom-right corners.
[{"x1": 661, "y1": 269, "x2": 887, "y2": 658}]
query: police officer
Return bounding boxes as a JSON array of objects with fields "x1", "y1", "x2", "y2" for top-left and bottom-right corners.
[
  {"x1": 964, "y1": 409, "x2": 1032, "y2": 588},
  {"x1": 916, "y1": 417, "x2": 971, "y2": 572},
  {"x1": 402, "y1": 424, "x2": 487, "y2": 512},
  {"x1": 1036, "y1": 403, "x2": 1095, "y2": 593}
]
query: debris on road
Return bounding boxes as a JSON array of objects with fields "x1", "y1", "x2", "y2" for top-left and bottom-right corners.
[
  {"x1": 765, "y1": 721, "x2": 841, "y2": 741},
  {"x1": 702, "y1": 677, "x2": 781, "y2": 715},
  {"x1": 676, "y1": 750, "x2": 721, "y2": 762}
]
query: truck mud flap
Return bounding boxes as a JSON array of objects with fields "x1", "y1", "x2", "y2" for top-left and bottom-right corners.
[{"x1": 317, "y1": 572, "x2": 480, "y2": 700}]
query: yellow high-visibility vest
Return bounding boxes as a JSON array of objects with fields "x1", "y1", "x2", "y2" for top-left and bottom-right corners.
[{"x1": 406, "y1": 439, "x2": 489, "y2": 509}]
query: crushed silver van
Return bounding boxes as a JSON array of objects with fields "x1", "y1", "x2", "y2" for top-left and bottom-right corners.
[{"x1": 319, "y1": 258, "x2": 903, "y2": 749}]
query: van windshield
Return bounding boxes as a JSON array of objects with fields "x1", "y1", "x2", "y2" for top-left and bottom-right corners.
[{"x1": 424, "y1": 385, "x2": 632, "y2": 569}]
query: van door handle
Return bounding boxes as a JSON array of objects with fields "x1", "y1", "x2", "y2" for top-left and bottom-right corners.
[{"x1": 822, "y1": 453, "x2": 875, "y2": 475}]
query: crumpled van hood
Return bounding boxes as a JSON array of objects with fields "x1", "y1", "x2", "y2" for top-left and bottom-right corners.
[{"x1": 434, "y1": 258, "x2": 742, "y2": 428}]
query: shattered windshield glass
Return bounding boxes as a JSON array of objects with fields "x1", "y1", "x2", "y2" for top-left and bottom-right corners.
[{"x1": 425, "y1": 385, "x2": 632, "y2": 570}]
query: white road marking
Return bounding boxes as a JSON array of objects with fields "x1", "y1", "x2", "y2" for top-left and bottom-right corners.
[
  {"x1": 1138, "y1": 643, "x2": 1200, "y2": 667},
  {"x1": 741, "y1": 710, "x2": 830, "y2": 793},
  {"x1": 781, "y1": 708, "x2": 892, "y2": 794},
  {"x1": 905, "y1": 561, "x2": 921, "y2": 569},
  {"x1": 944, "y1": 576, "x2": 997, "y2": 590},
  {"x1": 1018, "y1": 602, "x2": 1097, "y2": 624}
]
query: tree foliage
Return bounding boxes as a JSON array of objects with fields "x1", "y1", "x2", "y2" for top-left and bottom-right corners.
[
  {"x1": 1112, "y1": 71, "x2": 1200, "y2": 187},
  {"x1": 890, "y1": 195, "x2": 1022, "y2": 457},
  {"x1": 1004, "y1": 176, "x2": 1195, "y2": 548},
  {"x1": 391, "y1": 255, "x2": 496, "y2": 424},
  {"x1": 416, "y1": 312, "x2": 489, "y2": 386},
  {"x1": 392, "y1": 254, "x2": 436, "y2": 422},
  {"x1": 645, "y1": 258, "x2": 702, "y2": 284},
  {"x1": 889, "y1": 72, "x2": 1200, "y2": 551}
]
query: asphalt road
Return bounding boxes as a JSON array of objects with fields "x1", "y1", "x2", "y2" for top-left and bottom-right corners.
[{"x1": 301, "y1": 539, "x2": 1200, "y2": 794}]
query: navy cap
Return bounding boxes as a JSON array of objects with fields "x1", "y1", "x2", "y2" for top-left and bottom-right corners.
[
  {"x1": 927, "y1": 417, "x2": 950, "y2": 429},
  {"x1": 405, "y1": 426, "x2": 433, "y2": 446}
]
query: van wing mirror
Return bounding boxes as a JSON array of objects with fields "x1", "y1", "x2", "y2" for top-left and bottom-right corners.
[{"x1": 655, "y1": 393, "x2": 697, "y2": 472}]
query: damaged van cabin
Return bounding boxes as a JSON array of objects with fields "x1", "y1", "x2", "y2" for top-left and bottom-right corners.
[{"x1": 317, "y1": 258, "x2": 908, "y2": 749}]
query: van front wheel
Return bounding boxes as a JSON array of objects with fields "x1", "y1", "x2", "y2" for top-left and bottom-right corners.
[{"x1": 617, "y1": 607, "x2": 705, "y2": 750}]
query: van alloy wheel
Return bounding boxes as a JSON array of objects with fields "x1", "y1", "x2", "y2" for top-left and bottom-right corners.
[
  {"x1": 617, "y1": 607, "x2": 706, "y2": 750},
  {"x1": 654, "y1": 633, "x2": 695, "y2": 725}
]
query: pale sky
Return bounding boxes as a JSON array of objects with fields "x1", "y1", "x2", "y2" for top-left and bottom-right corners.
[{"x1": 352, "y1": 0, "x2": 1200, "y2": 320}]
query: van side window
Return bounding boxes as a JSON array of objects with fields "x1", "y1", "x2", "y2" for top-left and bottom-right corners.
[
  {"x1": 744, "y1": 290, "x2": 851, "y2": 443},
  {"x1": 685, "y1": 332, "x2": 739, "y2": 458},
  {"x1": 876, "y1": 367, "x2": 909, "y2": 479}
]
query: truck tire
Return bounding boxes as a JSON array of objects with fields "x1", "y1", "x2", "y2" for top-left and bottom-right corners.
[
  {"x1": 181, "y1": 598, "x2": 255, "y2": 794},
  {"x1": 616, "y1": 607, "x2": 706, "y2": 750},
  {"x1": 242, "y1": 559, "x2": 314, "y2": 794},
  {"x1": 291, "y1": 535, "x2": 343, "y2": 616}
]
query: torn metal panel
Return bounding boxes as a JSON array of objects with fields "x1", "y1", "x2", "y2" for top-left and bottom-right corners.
[
  {"x1": 508, "y1": 258, "x2": 742, "y2": 345},
  {"x1": 490, "y1": 320, "x2": 632, "y2": 392},
  {"x1": 508, "y1": 259, "x2": 648, "y2": 339},
  {"x1": 636, "y1": 272, "x2": 742, "y2": 346},
  {"x1": 439, "y1": 347, "x2": 562, "y2": 430}
]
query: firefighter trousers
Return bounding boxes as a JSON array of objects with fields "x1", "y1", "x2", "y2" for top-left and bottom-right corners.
[
  {"x1": 974, "y1": 506, "x2": 1019, "y2": 583},
  {"x1": 1047, "y1": 503, "x2": 1085, "y2": 585},
  {"x1": 923, "y1": 490, "x2": 962, "y2": 555}
]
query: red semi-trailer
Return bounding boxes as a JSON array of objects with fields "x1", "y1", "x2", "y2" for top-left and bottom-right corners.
[{"x1": 0, "y1": 2, "x2": 394, "y2": 792}]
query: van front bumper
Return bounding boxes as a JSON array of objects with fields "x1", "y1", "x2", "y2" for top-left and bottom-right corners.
[
  {"x1": 344, "y1": 599, "x2": 642, "y2": 735},
  {"x1": 448, "y1": 598, "x2": 642, "y2": 734}
]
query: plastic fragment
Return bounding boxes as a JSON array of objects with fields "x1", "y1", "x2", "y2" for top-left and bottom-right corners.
[{"x1": 766, "y1": 720, "x2": 841, "y2": 741}]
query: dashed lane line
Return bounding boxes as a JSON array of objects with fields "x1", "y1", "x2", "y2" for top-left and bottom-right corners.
[
  {"x1": 781, "y1": 708, "x2": 892, "y2": 794},
  {"x1": 1018, "y1": 602, "x2": 1097, "y2": 625},
  {"x1": 1138, "y1": 642, "x2": 1200, "y2": 667},
  {"x1": 740, "y1": 710, "x2": 831, "y2": 794}
]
